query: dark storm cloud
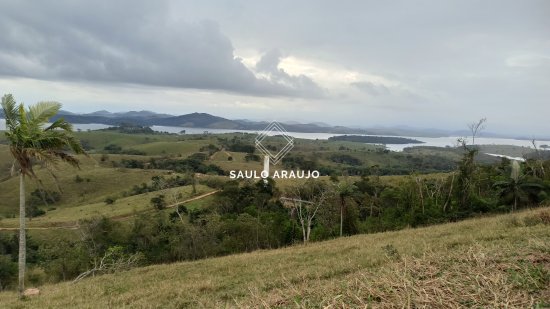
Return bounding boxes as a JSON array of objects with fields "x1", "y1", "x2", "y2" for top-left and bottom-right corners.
[
  {"x1": 1, "y1": 0, "x2": 548, "y2": 134},
  {"x1": 0, "y1": 0, "x2": 323, "y2": 98}
]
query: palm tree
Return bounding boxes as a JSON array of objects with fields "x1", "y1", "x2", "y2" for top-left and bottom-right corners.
[
  {"x1": 335, "y1": 180, "x2": 356, "y2": 237},
  {"x1": 493, "y1": 161, "x2": 543, "y2": 211},
  {"x1": 1, "y1": 94, "x2": 85, "y2": 297}
]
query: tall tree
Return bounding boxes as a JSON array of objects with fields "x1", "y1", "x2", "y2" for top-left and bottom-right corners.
[
  {"x1": 281, "y1": 180, "x2": 331, "y2": 243},
  {"x1": 1, "y1": 94, "x2": 85, "y2": 298},
  {"x1": 467, "y1": 117, "x2": 487, "y2": 145},
  {"x1": 335, "y1": 180, "x2": 356, "y2": 236}
]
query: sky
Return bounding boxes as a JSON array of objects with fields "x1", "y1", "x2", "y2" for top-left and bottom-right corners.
[{"x1": 0, "y1": 0, "x2": 549, "y2": 135}]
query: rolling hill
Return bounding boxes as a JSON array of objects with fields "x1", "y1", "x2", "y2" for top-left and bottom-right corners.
[
  {"x1": 47, "y1": 111, "x2": 375, "y2": 133},
  {"x1": 0, "y1": 207, "x2": 548, "y2": 308}
]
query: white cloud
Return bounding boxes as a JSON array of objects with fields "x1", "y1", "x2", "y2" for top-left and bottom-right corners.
[{"x1": 506, "y1": 54, "x2": 550, "y2": 68}]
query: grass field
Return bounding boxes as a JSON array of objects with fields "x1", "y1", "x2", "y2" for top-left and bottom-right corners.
[
  {"x1": 0, "y1": 129, "x2": 513, "y2": 230},
  {"x1": 0, "y1": 185, "x2": 213, "y2": 228},
  {"x1": 0, "y1": 207, "x2": 548, "y2": 308},
  {"x1": 74, "y1": 131, "x2": 184, "y2": 150},
  {"x1": 0, "y1": 158, "x2": 170, "y2": 217},
  {"x1": 129, "y1": 140, "x2": 207, "y2": 156}
]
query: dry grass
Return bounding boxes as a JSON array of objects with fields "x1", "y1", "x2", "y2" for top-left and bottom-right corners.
[
  {"x1": 0, "y1": 184, "x2": 213, "y2": 228},
  {"x1": 241, "y1": 242, "x2": 549, "y2": 308},
  {"x1": 0, "y1": 207, "x2": 548, "y2": 308},
  {"x1": 0, "y1": 155, "x2": 169, "y2": 216}
]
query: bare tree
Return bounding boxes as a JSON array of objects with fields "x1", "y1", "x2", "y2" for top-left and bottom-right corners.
[
  {"x1": 467, "y1": 117, "x2": 487, "y2": 145},
  {"x1": 72, "y1": 246, "x2": 142, "y2": 283},
  {"x1": 281, "y1": 181, "x2": 331, "y2": 244},
  {"x1": 443, "y1": 172, "x2": 455, "y2": 212},
  {"x1": 530, "y1": 139, "x2": 546, "y2": 178},
  {"x1": 414, "y1": 176, "x2": 425, "y2": 214}
]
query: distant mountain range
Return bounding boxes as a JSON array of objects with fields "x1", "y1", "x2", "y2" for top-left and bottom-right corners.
[
  {"x1": 47, "y1": 110, "x2": 376, "y2": 134},
  {"x1": 0, "y1": 109, "x2": 544, "y2": 139}
]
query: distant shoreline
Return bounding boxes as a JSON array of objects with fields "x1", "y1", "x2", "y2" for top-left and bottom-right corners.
[{"x1": 329, "y1": 135, "x2": 424, "y2": 144}]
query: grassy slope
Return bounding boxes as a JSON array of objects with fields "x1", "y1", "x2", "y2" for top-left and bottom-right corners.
[
  {"x1": 0, "y1": 158, "x2": 169, "y2": 216},
  {"x1": 1, "y1": 207, "x2": 548, "y2": 308},
  {"x1": 129, "y1": 140, "x2": 205, "y2": 155},
  {"x1": 0, "y1": 184, "x2": 213, "y2": 228}
]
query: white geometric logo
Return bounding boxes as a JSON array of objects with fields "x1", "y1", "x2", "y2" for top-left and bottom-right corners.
[{"x1": 255, "y1": 121, "x2": 294, "y2": 165}]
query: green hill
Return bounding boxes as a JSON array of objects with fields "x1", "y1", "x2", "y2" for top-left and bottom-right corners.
[{"x1": 0, "y1": 207, "x2": 548, "y2": 308}]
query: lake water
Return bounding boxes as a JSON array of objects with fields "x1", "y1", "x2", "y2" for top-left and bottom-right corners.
[{"x1": 1, "y1": 119, "x2": 549, "y2": 153}]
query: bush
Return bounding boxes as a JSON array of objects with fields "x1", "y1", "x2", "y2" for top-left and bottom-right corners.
[
  {"x1": 151, "y1": 195, "x2": 166, "y2": 210},
  {"x1": 245, "y1": 153, "x2": 260, "y2": 162},
  {"x1": 329, "y1": 154, "x2": 362, "y2": 166},
  {"x1": 26, "y1": 267, "x2": 46, "y2": 286},
  {"x1": 104, "y1": 144, "x2": 122, "y2": 153},
  {"x1": 120, "y1": 159, "x2": 145, "y2": 169},
  {"x1": 104, "y1": 197, "x2": 116, "y2": 205},
  {"x1": 27, "y1": 189, "x2": 60, "y2": 218},
  {"x1": 26, "y1": 205, "x2": 46, "y2": 218},
  {"x1": 121, "y1": 149, "x2": 147, "y2": 155},
  {"x1": 0, "y1": 255, "x2": 17, "y2": 290}
]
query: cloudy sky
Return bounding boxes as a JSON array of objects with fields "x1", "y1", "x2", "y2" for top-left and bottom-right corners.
[{"x1": 0, "y1": 0, "x2": 548, "y2": 135}]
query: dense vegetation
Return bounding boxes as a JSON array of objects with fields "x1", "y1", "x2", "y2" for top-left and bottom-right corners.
[
  {"x1": 1, "y1": 142, "x2": 548, "y2": 289},
  {"x1": 0, "y1": 123, "x2": 548, "y2": 296},
  {"x1": 1, "y1": 208, "x2": 548, "y2": 307}
]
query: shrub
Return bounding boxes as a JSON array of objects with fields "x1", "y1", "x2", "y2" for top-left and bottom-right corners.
[
  {"x1": 121, "y1": 149, "x2": 147, "y2": 155},
  {"x1": 151, "y1": 195, "x2": 166, "y2": 210},
  {"x1": 329, "y1": 154, "x2": 362, "y2": 166},
  {"x1": 104, "y1": 144, "x2": 122, "y2": 153},
  {"x1": 245, "y1": 153, "x2": 260, "y2": 162},
  {"x1": 104, "y1": 197, "x2": 116, "y2": 205}
]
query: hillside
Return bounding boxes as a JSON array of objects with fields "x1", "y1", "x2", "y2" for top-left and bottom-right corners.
[
  {"x1": 1, "y1": 208, "x2": 548, "y2": 308},
  {"x1": 329, "y1": 135, "x2": 424, "y2": 144}
]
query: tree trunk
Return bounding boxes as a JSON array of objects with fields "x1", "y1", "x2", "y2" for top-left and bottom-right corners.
[
  {"x1": 443, "y1": 173, "x2": 455, "y2": 212},
  {"x1": 301, "y1": 220, "x2": 307, "y2": 244},
  {"x1": 191, "y1": 174, "x2": 197, "y2": 195},
  {"x1": 18, "y1": 173, "x2": 26, "y2": 298},
  {"x1": 370, "y1": 201, "x2": 373, "y2": 217},
  {"x1": 339, "y1": 199, "x2": 344, "y2": 237},
  {"x1": 306, "y1": 222, "x2": 311, "y2": 243}
]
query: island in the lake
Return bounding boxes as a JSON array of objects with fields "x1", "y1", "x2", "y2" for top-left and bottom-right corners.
[{"x1": 329, "y1": 135, "x2": 424, "y2": 144}]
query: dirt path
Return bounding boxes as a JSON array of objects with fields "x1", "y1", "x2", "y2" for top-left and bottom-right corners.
[
  {"x1": 110, "y1": 189, "x2": 219, "y2": 221},
  {"x1": 0, "y1": 190, "x2": 220, "y2": 231},
  {"x1": 0, "y1": 225, "x2": 80, "y2": 231}
]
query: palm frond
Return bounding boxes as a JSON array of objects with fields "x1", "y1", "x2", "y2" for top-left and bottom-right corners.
[
  {"x1": 492, "y1": 180, "x2": 510, "y2": 188},
  {"x1": 28, "y1": 101, "x2": 61, "y2": 126},
  {"x1": 18, "y1": 104, "x2": 28, "y2": 133},
  {"x1": 1, "y1": 94, "x2": 19, "y2": 130},
  {"x1": 3, "y1": 95, "x2": 87, "y2": 179},
  {"x1": 45, "y1": 118, "x2": 73, "y2": 132}
]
